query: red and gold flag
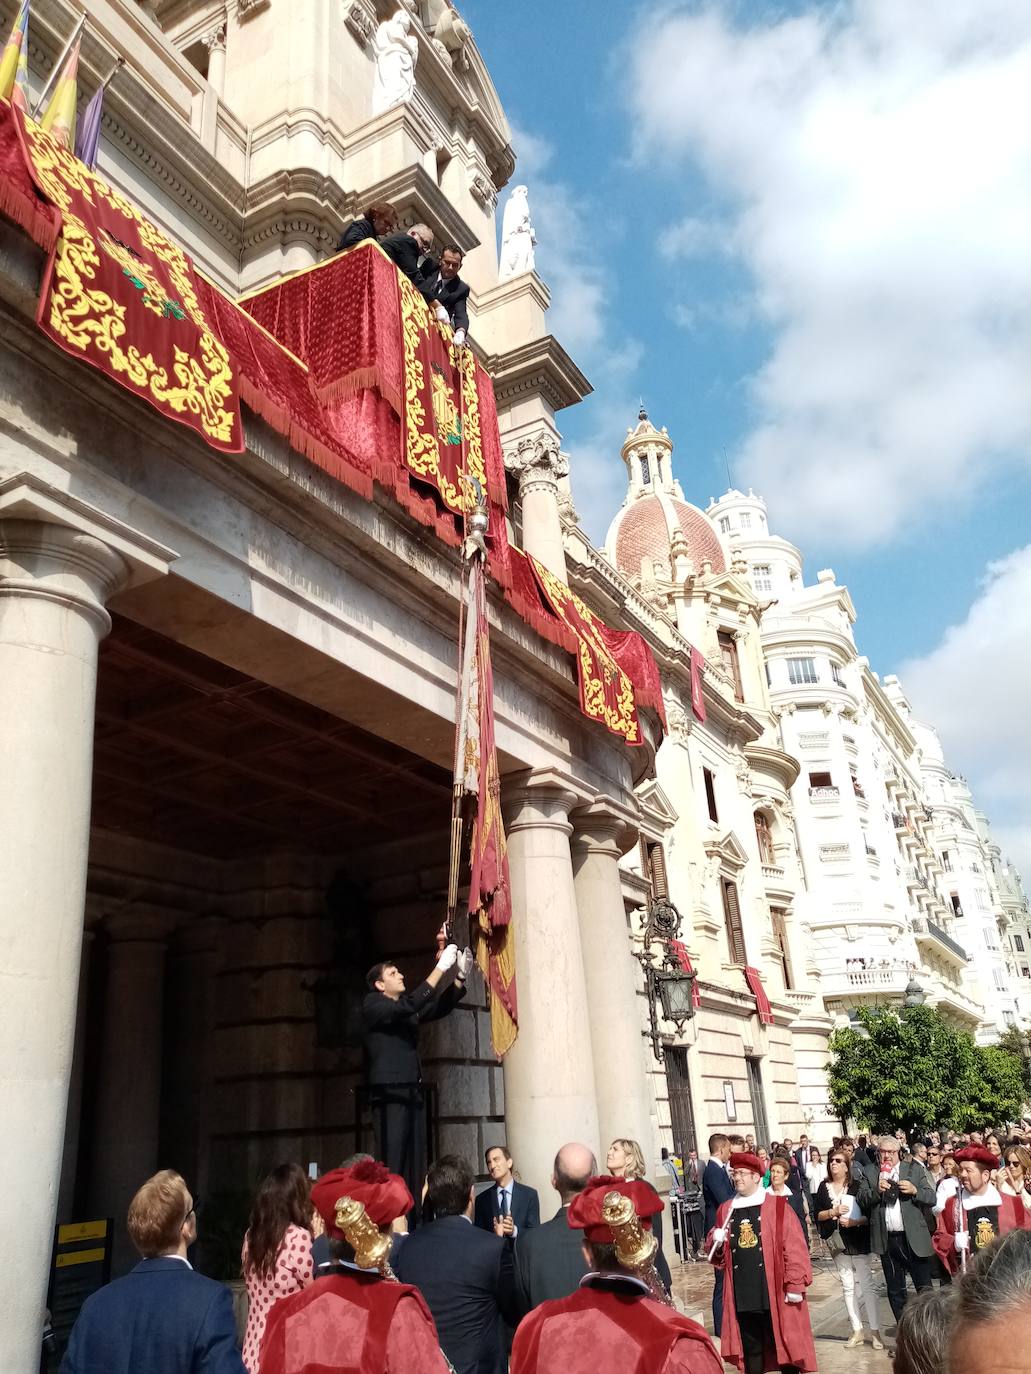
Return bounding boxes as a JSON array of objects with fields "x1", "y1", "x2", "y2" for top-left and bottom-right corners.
[
  {"x1": 458, "y1": 556, "x2": 517, "y2": 1057},
  {"x1": 15, "y1": 109, "x2": 241, "y2": 452}
]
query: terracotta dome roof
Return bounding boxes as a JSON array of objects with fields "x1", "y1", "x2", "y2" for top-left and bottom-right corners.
[{"x1": 613, "y1": 493, "x2": 726, "y2": 580}]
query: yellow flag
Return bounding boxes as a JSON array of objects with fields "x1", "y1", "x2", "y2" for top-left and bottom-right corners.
[
  {"x1": 39, "y1": 35, "x2": 79, "y2": 148},
  {"x1": 0, "y1": 0, "x2": 30, "y2": 106}
]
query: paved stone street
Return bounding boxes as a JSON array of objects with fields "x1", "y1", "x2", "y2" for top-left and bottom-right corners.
[{"x1": 671, "y1": 1253, "x2": 899, "y2": 1373}]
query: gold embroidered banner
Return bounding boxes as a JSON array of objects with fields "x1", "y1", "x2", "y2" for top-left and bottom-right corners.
[
  {"x1": 398, "y1": 272, "x2": 486, "y2": 517},
  {"x1": 528, "y1": 554, "x2": 646, "y2": 746},
  {"x1": 16, "y1": 110, "x2": 240, "y2": 452}
]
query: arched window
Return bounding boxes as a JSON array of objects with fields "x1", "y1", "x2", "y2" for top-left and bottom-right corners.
[{"x1": 754, "y1": 811, "x2": 775, "y2": 865}]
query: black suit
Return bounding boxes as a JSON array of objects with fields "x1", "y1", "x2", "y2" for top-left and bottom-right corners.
[
  {"x1": 420, "y1": 268, "x2": 471, "y2": 334},
  {"x1": 362, "y1": 977, "x2": 465, "y2": 1201},
  {"x1": 512, "y1": 1204, "x2": 588, "y2": 1318},
  {"x1": 703, "y1": 1158, "x2": 735, "y2": 1335},
  {"x1": 473, "y1": 1179, "x2": 540, "y2": 1237},
  {"x1": 395, "y1": 1214, "x2": 517, "y2": 1374},
  {"x1": 337, "y1": 216, "x2": 377, "y2": 252},
  {"x1": 379, "y1": 230, "x2": 436, "y2": 284}
]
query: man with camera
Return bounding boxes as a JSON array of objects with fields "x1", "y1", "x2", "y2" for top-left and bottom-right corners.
[{"x1": 855, "y1": 1135, "x2": 936, "y2": 1322}]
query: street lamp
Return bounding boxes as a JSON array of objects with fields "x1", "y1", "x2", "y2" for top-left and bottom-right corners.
[
  {"x1": 904, "y1": 978, "x2": 926, "y2": 1008},
  {"x1": 634, "y1": 897, "x2": 696, "y2": 1062}
]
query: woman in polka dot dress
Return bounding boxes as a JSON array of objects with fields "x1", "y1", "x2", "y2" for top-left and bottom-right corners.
[{"x1": 241, "y1": 1163, "x2": 316, "y2": 1373}]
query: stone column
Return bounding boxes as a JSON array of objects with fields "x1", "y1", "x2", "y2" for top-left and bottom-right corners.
[
  {"x1": 91, "y1": 910, "x2": 175, "y2": 1272},
  {"x1": 502, "y1": 771, "x2": 598, "y2": 1199},
  {"x1": 504, "y1": 433, "x2": 569, "y2": 582},
  {"x1": 204, "y1": 22, "x2": 228, "y2": 96},
  {"x1": 571, "y1": 802, "x2": 654, "y2": 1165},
  {"x1": 56, "y1": 921, "x2": 98, "y2": 1223},
  {"x1": 0, "y1": 484, "x2": 172, "y2": 1373}
]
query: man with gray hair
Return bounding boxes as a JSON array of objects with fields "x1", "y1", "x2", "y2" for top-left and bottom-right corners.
[
  {"x1": 892, "y1": 1286, "x2": 959, "y2": 1374},
  {"x1": 855, "y1": 1135, "x2": 935, "y2": 1322},
  {"x1": 947, "y1": 1230, "x2": 1031, "y2": 1374},
  {"x1": 513, "y1": 1142, "x2": 597, "y2": 1317},
  {"x1": 380, "y1": 222, "x2": 436, "y2": 283}
]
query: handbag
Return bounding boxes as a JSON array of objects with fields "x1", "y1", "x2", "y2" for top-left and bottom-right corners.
[{"x1": 826, "y1": 1223, "x2": 845, "y2": 1254}]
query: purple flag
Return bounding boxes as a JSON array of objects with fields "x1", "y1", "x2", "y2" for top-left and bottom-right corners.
[{"x1": 75, "y1": 84, "x2": 104, "y2": 170}]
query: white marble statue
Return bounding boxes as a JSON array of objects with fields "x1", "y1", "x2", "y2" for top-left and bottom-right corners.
[
  {"x1": 371, "y1": 8, "x2": 419, "y2": 115},
  {"x1": 498, "y1": 185, "x2": 536, "y2": 280}
]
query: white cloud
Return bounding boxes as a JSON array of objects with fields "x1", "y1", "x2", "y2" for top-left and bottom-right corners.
[
  {"x1": 628, "y1": 1, "x2": 1031, "y2": 549},
  {"x1": 899, "y1": 545, "x2": 1031, "y2": 880}
]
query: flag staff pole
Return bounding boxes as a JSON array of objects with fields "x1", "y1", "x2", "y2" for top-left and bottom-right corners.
[{"x1": 32, "y1": 10, "x2": 86, "y2": 118}]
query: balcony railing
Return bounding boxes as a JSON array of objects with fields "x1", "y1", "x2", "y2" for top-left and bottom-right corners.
[
  {"x1": 809, "y1": 786, "x2": 840, "y2": 801},
  {"x1": 761, "y1": 863, "x2": 787, "y2": 882},
  {"x1": 912, "y1": 916, "x2": 968, "y2": 962},
  {"x1": 821, "y1": 966, "x2": 912, "y2": 999}
]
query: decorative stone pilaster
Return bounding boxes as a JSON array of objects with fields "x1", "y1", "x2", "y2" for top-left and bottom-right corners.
[
  {"x1": 570, "y1": 801, "x2": 653, "y2": 1164},
  {"x1": 91, "y1": 910, "x2": 177, "y2": 1271},
  {"x1": 503, "y1": 431, "x2": 569, "y2": 582},
  {"x1": 501, "y1": 771, "x2": 598, "y2": 1200},
  {"x1": 204, "y1": 21, "x2": 228, "y2": 96},
  {"x1": 0, "y1": 476, "x2": 174, "y2": 1365}
]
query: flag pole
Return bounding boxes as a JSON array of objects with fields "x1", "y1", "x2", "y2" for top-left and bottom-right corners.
[{"x1": 32, "y1": 11, "x2": 86, "y2": 119}]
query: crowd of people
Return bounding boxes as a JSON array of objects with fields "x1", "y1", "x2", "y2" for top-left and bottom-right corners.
[{"x1": 57, "y1": 1106, "x2": 1031, "y2": 1373}]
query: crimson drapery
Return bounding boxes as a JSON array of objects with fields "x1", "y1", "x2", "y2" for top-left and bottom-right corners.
[
  {"x1": 690, "y1": 646, "x2": 707, "y2": 722},
  {"x1": 744, "y1": 965, "x2": 774, "y2": 1025},
  {"x1": 527, "y1": 553, "x2": 667, "y2": 746},
  {"x1": 13, "y1": 106, "x2": 242, "y2": 454}
]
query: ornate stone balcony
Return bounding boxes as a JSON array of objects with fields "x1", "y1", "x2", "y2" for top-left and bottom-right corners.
[{"x1": 912, "y1": 916, "x2": 968, "y2": 965}]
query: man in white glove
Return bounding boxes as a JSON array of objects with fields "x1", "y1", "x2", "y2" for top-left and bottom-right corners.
[
  {"x1": 361, "y1": 936, "x2": 471, "y2": 1214},
  {"x1": 705, "y1": 1150, "x2": 816, "y2": 1373},
  {"x1": 419, "y1": 243, "x2": 470, "y2": 347}
]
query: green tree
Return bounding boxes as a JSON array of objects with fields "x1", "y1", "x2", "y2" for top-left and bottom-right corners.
[
  {"x1": 828, "y1": 1005, "x2": 969, "y2": 1135},
  {"x1": 966, "y1": 1044, "x2": 1027, "y2": 1126},
  {"x1": 997, "y1": 1026, "x2": 1031, "y2": 1100}
]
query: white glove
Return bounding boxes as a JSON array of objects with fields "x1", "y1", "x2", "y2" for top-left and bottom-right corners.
[
  {"x1": 456, "y1": 946, "x2": 473, "y2": 978},
  {"x1": 434, "y1": 302, "x2": 450, "y2": 324},
  {"x1": 711, "y1": 1227, "x2": 727, "y2": 1246},
  {"x1": 784, "y1": 1293, "x2": 803, "y2": 1305},
  {"x1": 955, "y1": 1231, "x2": 970, "y2": 1252},
  {"x1": 436, "y1": 943, "x2": 458, "y2": 972},
  {"x1": 453, "y1": 328, "x2": 466, "y2": 347}
]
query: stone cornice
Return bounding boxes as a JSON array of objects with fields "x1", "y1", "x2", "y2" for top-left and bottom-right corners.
[{"x1": 485, "y1": 337, "x2": 593, "y2": 413}]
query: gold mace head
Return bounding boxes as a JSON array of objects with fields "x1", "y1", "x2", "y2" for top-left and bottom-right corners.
[
  {"x1": 334, "y1": 1195, "x2": 392, "y2": 1272},
  {"x1": 602, "y1": 1189, "x2": 657, "y2": 1269}
]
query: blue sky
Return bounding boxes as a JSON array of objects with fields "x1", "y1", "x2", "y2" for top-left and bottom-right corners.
[{"x1": 465, "y1": 0, "x2": 1031, "y2": 873}]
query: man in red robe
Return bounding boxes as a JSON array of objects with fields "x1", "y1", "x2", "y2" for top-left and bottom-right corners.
[
  {"x1": 257, "y1": 1160, "x2": 448, "y2": 1374},
  {"x1": 511, "y1": 1175, "x2": 722, "y2": 1374},
  {"x1": 933, "y1": 1145, "x2": 1030, "y2": 1276},
  {"x1": 705, "y1": 1152, "x2": 816, "y2": 1374}
]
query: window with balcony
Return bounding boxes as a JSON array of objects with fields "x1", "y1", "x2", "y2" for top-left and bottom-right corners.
[
  {"x1": 787, "y1": 657, "x2": 818, "y2": 685},
  {"x1": 984, "y1": 929, "x2": 998, "y2": 950},
  {"x1": 950, "y1": 892, "x2": 963, "y2": 917},
  {"x1": 1015, "y1": 935, "x2": 1026, "y2": 953},
  {"x1": 770, "y1": 907, "x2": 795, "y2": 989},
  {"x1": 832, "y1": 663, "x2": 845, "y2": 687},
  {"x1": 719, "y1": 516, "x2": 731, "y2": 534},
  {"x1": 752, "y1": 564, "x2": 772, "y2": 593},
  {"x1": 718, "y1": 631, "x2": 744, "y2": 702},
  {"x1": 703, "y1": 768, "x2": 719, "y2": 824},
  {"x1": 809, "y1": 771, "x2": 834, "y2": 791},
  {"x1": 721, "y1": 877, "x2": 747, "y2": 963},
  {"x1": 754, "y1": 812, "x2": 776, "y2": 865},
  {"x1": 942, "y1": 851, "x2": 953, "y2": 872},
  {"x1": 976, "y1": 889, "x2": 989, "y2": 910},
  {"x1": 993, "y1": 968, "x2": 1007, "y2": 991},
  {"x1": 740, "y1": 511, "x2": 752, "y2": 528}
]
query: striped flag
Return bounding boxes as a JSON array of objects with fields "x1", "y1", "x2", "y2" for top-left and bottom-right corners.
[
  {"x1": 0, "y1": 0, "x2": 30, "y2": 111},
  {"x1": 39, "y1": 34, "x2": 79, "y2": 149}
]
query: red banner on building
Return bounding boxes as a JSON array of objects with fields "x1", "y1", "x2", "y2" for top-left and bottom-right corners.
[
  {"x1": 527, "y1": 554, "x2": 666, "y2": 746},
  {"x1": 15, "y1": 109, "x2": 242, "y2": 453},
  {"x1": 690, "y1": 646, "x2": 707, "y2": 722},
  {"x1": 670, "y1": 940, "x2": 702, "y2": 1009},
  {"x1": 744, "y1": 965, "x2": 774, "y2": 1025}
]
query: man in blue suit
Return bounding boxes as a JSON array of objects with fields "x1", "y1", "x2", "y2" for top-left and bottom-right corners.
[
  {"x1": 62, "y1": 1169, "x2": 245, "y2": 1374},
  {"x1": 702, "y1": 1132, "x2": 735, "y2": 1337},
  {"x1": 474, "y1": 1144, "x2": 540, "y2": 1239}
]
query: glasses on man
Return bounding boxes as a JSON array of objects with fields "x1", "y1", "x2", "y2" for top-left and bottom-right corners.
[{"x1": 829, "y1": 1157, "x2": 846, "y2": 1164}]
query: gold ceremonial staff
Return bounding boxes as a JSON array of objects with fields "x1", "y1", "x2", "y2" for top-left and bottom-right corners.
[{"x1": 602, "y1": 1190, "x2": 675, "y2": 1307}]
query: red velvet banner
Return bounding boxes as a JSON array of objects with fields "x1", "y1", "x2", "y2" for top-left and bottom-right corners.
[
  {"x1": 744, "y1": 965, "x2": 774, "y2": 1025},
  {"x1": 690, "y1": 645, "x2": 707, "y2": 722},
  {"x1": 527, "y1": 554, "x2": 666, "y2": 746},
  {"x1": 14, "y1": 107, "x2": 242, "y2": 453}
]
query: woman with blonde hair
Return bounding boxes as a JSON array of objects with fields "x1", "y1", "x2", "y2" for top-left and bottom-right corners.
[
  {"x1": 1000, "y1": 1143, "x2": 1031, "y2": 1209},
  {"x1": 606, "y1": 1138, "x2": 672, "y2": 1291}
]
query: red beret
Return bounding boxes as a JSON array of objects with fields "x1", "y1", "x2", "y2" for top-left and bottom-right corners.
[
  {"x1": 954, "y1": 1147, "x2": 998, "y2": 1171},
  {"x1": 567, "y1": 1176, "x2": 662, "y2": 1242},
  {"x1": 729, "y1": 1152, "x2": 764, "y2": 1176},
  {"x1": 310, "y1": 1161, "x2": 413, "y2": 1238}
]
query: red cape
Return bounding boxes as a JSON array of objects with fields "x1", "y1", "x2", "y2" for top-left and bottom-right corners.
[
  {"x1": 511, "y1": 1281, "x2": 723, "y2": 1374},
  {"x1": 933, "y1": 1192, "x2": 1029, "y2": 1275},
  {"x1": 257, "y1": 1270, "x2": 447, "y2": 1374},
  {"x1": 706, "y1": 1194, "x2": 816, "y2": 1373}
]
